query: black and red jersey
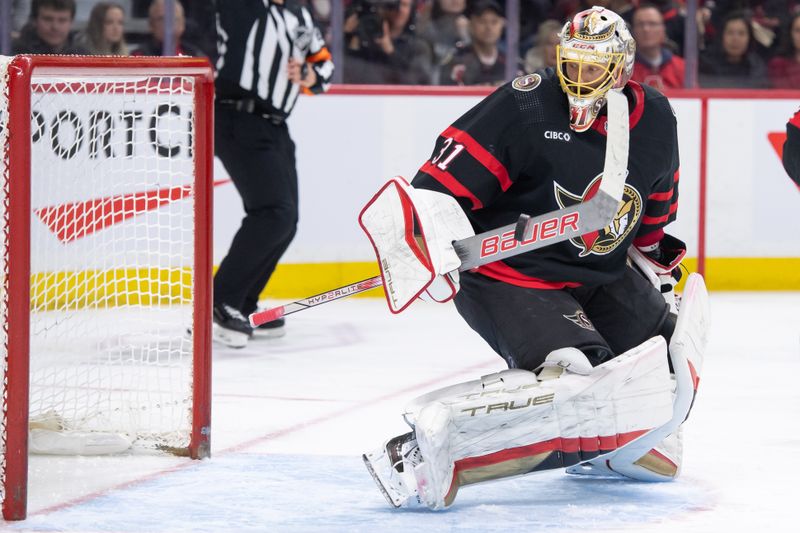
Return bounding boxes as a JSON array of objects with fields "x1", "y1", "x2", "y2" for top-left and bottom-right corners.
[
  {"x1": 783, "y1": 108, "x2": 800, "y2": 187},
  {"x1": 411, "y1": 68, "x2": 680, "y2": 289}
]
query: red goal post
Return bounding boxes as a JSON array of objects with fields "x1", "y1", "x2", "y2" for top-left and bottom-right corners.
[{"x1": 0, "y1": 55, "x2": 213, "y2": 521}]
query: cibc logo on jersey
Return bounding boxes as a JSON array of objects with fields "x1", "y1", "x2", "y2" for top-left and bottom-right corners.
[
  {"x1": 544, "y1": 131, "x2": 571, "y2": 142},
  {"x1": 554, "y1": 174, "x2": 642, "y2": 257}
]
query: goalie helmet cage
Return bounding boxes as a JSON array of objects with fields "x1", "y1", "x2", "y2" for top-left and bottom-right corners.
[{"x1": 0, "y1": 55, "x2": 213, "y2": 520}]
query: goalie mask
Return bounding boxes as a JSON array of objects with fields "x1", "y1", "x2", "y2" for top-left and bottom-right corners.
[{"x1": 557, "y1": 6, "x2": 635, "y2": 132}]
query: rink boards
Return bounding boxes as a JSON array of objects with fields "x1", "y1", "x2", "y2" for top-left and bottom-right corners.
[
  {"x1": 22, "y1": 85, "x2": 797, "y2": 304},
  {"x1": 212, "y1": 87, "x2": 796, "y2": 294}
]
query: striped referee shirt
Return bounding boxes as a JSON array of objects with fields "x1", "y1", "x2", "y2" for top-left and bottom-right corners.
[{"x1": 215, "y1": 0, "x2": 334, "y2": 117}]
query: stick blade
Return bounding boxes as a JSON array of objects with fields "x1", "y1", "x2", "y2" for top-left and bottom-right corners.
[{"x1": 249, "y1": 306, "x2": 285, "y2": 327}]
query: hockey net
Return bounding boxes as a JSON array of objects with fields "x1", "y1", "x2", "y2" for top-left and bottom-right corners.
[{"x1": 0, "y1": 55, "x2": 213, "y2": 520}]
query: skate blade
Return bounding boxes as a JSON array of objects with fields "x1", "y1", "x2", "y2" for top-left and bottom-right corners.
[
  {"x1": 252, "y1": 326, "x2": 286, "y2": 339},
  {"x1": 566, "y1": 458, "x2": 626, "y2": 479},
  {"x1": 362, "y1": 453, "x2": 403, "y2": 508}
]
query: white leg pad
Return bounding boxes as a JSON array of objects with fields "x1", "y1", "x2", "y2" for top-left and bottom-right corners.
[
  {"x1": 410, "y1": 336, "x2": 674, "y2": 509},
  {"x1": 567, "y1": 272, "x2": 709, "y2": 481},
  {"x1": 402, "y1": 368, "x2": 539, "y2": 428}
]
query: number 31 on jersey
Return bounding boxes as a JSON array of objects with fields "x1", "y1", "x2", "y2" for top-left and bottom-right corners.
[{"x1": 431, "y1": 137, "x2": 465, "y2": 171}]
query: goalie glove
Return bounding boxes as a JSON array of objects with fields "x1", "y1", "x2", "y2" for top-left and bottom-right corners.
[
  {"x1": 359, "y1": 177, "x2": 475, "y2": 313},
  {"x1": 628, "y1": 233, "x2": 686, "y2": 313}
]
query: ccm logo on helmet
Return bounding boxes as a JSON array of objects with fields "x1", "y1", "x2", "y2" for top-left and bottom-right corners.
[{"x1": 545, "y1": 131, "x2": 572, "y2": 141}]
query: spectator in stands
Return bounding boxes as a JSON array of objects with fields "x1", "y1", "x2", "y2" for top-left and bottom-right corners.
[
  {"x1": 550, "y1": 0, "x2": 592, "y2": 24},
  {"x1": 12, "y1": 0, "x2": 88, "y2": 54},
  {"x1": 768, "y1": 12, "x2": 800, "y2": 88},
  {"x1": 77, "y1": 2, "x2": 129, "y2": 55},
  {"x1": 133, "y1": 0, "x2": 203, "y2": 57},
  {"x1": 630, "y1": 4, "x2": 685, "y2": 90},
  {"x1": 648, "y1": 0, "x2": 685, "y2": 55},
  {"x1": 440, "y1": 0, "x2": 507, "y2": 86},
  {"x1": 343, "y1": 0, "x2": 433, "y2": 84},
  {"x1": 705, "y1": 0, "x2": 787, "y2": 58},
  {"x1": 12, "y1": 0, "x2": 33, "y2": 35},
  {"x1": 518, "y1": 0, "x2": 552, "y2": 54},
  {"x1": 699, "y1": 10, "x2": 769, "y2": 88},
  {"x1": 180, "y1": 0, "x2": 217, "y2": 60},
  {"x1": 418, "y1": 0, "x2": 470, "y2": 83},
  {"x1": 522, "y1": 19, "x2": 560, "y2": 73}
]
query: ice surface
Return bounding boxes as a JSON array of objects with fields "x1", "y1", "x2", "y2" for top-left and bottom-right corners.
[{"x1": 5, "y1": 293, "x2": 799, "y2": 532}]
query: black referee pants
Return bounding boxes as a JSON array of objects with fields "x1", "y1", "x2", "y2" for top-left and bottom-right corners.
[
  {"x1": 453, "y1": 266, "x2": 674, "y2": 371},
  {"x1": 213, "y1": 105, "x2": 298, "y2": 315}
]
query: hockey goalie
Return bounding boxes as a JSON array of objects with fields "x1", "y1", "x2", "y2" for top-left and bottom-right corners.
[{"x1": 359, "y1": 7, "x2": 709, "y2": 510}]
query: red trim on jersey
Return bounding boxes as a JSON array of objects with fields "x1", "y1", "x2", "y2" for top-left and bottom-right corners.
[
  {"x1": 590, "y1": 82, "x2": 646, "y2": 135},
  {"x1": 419, "y1": 161, "x2": 483, "y2": 210},
  {"x1": 790, "y1": 109, "x2": 800, "y2": 128},
  {"x1": 642, "y1": 200, "x2": 678, "y2": 225},
  {"x1": 475, "y1": 262, "x2": 582, "y2": 289},
  {"x1": 646, "y1": 170, "x2": 678, "y2": 201},
  {"x1": 446, "y1": 429, "x2": 650, "y2": 500},
  {"x1": 628, "y1": 82, "x2": 646, "y2": 126},
  {"x1": 442, "y1": 126, "x2": 513, "y2": 191},
  {"x1": 661, "y1": 7, "x2": 678, "y2": 20},
  {"x1": 634, "y1": 228, "x2": 665, "y2": 248},
  {"x1": 648, "y1": 189, "x2": 673, "y2": 201}
]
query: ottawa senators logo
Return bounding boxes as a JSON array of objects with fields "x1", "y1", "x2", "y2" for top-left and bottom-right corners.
[
  {"x1": 512, "y1": 73, "x2": 542, "y2": 92},
  {"x1": 554, "y1": 174, "x2": 642, "y2": 257},
  {"x1": 563, "y1": 310, "x2": 595, "y2": 331}
]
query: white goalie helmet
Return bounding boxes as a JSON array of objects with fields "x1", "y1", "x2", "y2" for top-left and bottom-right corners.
[{"x1": 557, "y1": 6, "x2": 636, "y2": 132}]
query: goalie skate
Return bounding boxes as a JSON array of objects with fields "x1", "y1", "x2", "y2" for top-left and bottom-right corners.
[{"x1": 362, "y1": 432, "x2": 423, "y2": 508}]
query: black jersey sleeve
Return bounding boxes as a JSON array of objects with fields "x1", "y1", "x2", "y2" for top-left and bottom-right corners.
[
  {"x1": 410, "y1": 85, "x2": 531, "y2": 211},
  {"x1": 635, "y1": 94, "x2": 680, "y2": 247},
  {"x1": 783, "y1": 108, "x2": 800, "y2": 187}
]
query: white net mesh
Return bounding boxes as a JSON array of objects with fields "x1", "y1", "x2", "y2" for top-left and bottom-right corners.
[{"x1": 25, "y1": 74, "x2": 197, "y2": 450}]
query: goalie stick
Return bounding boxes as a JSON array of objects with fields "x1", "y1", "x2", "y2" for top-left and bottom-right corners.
[{"x1": 250, "y1": 90, "x2": 630, "y2": 327}]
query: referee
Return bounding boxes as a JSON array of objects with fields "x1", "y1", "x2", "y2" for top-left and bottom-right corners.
[{"x1": 213, "y1": 0, "x2": 334, "y2": 348}]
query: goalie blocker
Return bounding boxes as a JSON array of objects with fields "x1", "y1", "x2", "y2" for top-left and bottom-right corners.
[{"x1": 358, "y1": 177, "x2": 475, "y2": 312}]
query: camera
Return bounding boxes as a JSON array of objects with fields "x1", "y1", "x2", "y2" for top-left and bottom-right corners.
[{"x1": 348, "y1": 0, "x2": 400, "y2": 51}]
